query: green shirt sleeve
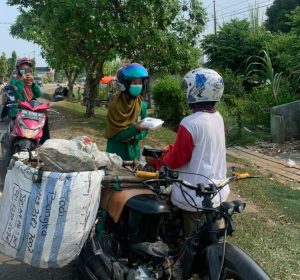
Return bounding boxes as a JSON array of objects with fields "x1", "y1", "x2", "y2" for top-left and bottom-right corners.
[
  {"x1": 135, "y1": 101, "x2": 148, "y2": 141},
  {"x1": 10, "y1": 79, "x2": 42, "y2": 101},
  {"x1": 32, "y1": 82, "x2": 42, "y2": 98},
  {"x1": 10, "y1": 78, "x2": 24, "y2": 101},
  {"x1": 110, "y1": 101, "x2": 148, "y2": 142},
  {"x1": 112, "y1": 125, "x2": 140, "y2": 142}
]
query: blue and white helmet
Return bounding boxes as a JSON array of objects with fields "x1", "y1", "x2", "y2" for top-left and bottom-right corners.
[{"x1": 182, "y1": 68, "x2": 224, "y2": 103}]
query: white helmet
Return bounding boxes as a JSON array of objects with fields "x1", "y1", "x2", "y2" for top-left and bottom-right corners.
[{"x1": 182, "y1": 68, "x2": 224, "y2": 103}]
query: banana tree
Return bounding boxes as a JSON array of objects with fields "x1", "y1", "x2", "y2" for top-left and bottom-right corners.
[{"x1": 245, "y1": 49, "x2": 283, "y2": 101}]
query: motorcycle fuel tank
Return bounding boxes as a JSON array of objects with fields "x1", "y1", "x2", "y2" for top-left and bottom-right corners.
[{"x1": 126, "y1": 194, "x2": 170, "y2": 214}]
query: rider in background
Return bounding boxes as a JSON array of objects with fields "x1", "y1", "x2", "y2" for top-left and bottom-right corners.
[
  {"x1": 105, "y1": 63, "x2": 149, "y2": 160},
  {"x1": 9, "y1": 57, "x2": 50, "y2": 144},
  {"x1": 147, "y1": 68, "x2": 229, "y2": 236}
]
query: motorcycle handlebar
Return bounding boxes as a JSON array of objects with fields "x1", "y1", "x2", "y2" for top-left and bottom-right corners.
[
  {"x1": 139, "y1": 168, "x2": 259, "y2": 192},
  {"x1": 136, "y1": 170, "x2": 159, "y2": 179}
]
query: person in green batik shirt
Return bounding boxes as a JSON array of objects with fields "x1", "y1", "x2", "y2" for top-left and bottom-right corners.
[
  {"x1": 8, "y1": 57, "x2": 50, "y2": 144},
  {"x1": 105, "y1": 63, "x2": 149, "y2": 160},
  {"x1": 9, "y1": 57, "x2": 42, "y2": 118}
]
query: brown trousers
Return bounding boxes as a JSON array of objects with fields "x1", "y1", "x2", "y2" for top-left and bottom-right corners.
[{"x1": 182, "y1": 210, "x2": 225, "y2": 237}]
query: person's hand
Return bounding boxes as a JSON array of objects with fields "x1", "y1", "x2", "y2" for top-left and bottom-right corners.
[
  {"x1": 145, "y1": 156, "x2": 155, "y2": 166},
  {"x1": 21, "y1": 73, "x2": 33, "y2": 84},
  {"x1": 135, "y1": 120, "x2": 148, "y2": 132},
  {"x1": 24, "y1": 73, "x2": 33, "y2": 83}
]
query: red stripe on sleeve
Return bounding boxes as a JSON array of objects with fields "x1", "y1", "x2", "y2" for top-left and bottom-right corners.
[{"x1": 154, "y1": 125, "x2": 194, "y2": 169}]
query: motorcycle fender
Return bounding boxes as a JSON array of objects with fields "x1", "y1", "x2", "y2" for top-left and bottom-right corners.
[
  {"x1": 206, "y1": 242, "x2": 271, "y2": 280},
  {"x1": 15, "y1": 139, "x2": 35, "y2": 151}
]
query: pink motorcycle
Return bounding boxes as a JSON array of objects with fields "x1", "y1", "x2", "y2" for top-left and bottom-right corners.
[{"x1": 1, "y1": 99, "x2": 49, "y2": 166}]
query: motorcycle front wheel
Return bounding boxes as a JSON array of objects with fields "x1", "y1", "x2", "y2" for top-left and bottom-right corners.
[
  {"x1": 201, "y1": 242, "x2": 271, "y2": 280},
  {"x1": 78, "y1": 242, "x2": 111, "y2": 280}
]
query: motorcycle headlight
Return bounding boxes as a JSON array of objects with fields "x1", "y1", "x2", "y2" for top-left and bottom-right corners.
[
  {"x1": 232, "y1": 200, "x2": 246, "y2": 213},
  {"x1": 23, "y1": 129, "x2": 36, "y2": 138},
  {"x1": 220, "y1": 202, "x2": 235, "y2": 216}
]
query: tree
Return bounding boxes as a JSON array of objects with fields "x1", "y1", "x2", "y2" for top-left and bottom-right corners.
[
  {"x1": 290, "y1": 6, "x2": 300, "y2": 35},
  {"x1": 7, "y1": 51, "x2": 17, "y2": 77},
  {"x1": 31, "y1": 58, "x2": 36, "y2": 75},
  {"x1": 8, "y1": 0, "x2": 206, "y2": 117},
  {"x1": 103, "y1": 58, "x2": 125, "y2": 75},
  {"x1": 0, "y1": 52, "x2": 8, "y2": 78},
  {"x1": 10, "y1": 12, "x2": 83, "y2": 98},
  {"x1": 201, "y1": 19, "x2": 272, "y2": 74},
  {"x1": 265, "y1": 0, "x2": 300, "y2": 33}
]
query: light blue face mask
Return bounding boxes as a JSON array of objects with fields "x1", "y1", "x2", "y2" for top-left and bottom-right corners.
[
  {"x1": 18, "y1": 69, "x2": 25, "y2": 75},
  {"x1": 129, "y1": 85, "x2": 143, "y2": 97}
]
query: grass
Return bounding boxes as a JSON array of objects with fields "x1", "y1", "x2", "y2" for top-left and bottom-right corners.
[
  {"x1": 227, "y1": 128, "x2": 272, "y2": 146},
  {"x1": 51, "y1": 98, "x2": 300, "y2": 280},
  {"x1": 52, "y1": 99, "x2": 176, "y2": 147},
  {"x1": 227, "y1": 155, "x2": 300, "y2": 279}
]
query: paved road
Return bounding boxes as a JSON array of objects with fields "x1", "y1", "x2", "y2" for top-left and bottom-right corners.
[
  {"x1": 0, "y1": 84, "x2": 75, "y2": 280},
  {"x1": 0, "y1": 104, "x2": 8, "y2": 189}
]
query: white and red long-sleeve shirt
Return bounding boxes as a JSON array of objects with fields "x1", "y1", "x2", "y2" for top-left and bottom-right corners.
[{"x1": 155, "y1": 111, "x2": 229, "y2": 212}]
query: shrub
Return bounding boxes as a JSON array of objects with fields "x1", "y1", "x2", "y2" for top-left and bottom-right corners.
[
  {"x1": 42, "y1": 75, "x2": 52, "y2": 84},
  {"x1": 220, "y1": 68, "x2": 247, "y2": 105},
  {"x1": 151, "y1": 75, "x2": 190, "y2": 129}
]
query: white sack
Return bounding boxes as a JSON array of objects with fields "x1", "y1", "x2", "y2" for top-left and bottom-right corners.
[
  {"x1": 0, "y1": 157, "x2": 104, "y2": 268},
  {"x1": 38, "y1": 136, "x2": 123, "y2": 172}
]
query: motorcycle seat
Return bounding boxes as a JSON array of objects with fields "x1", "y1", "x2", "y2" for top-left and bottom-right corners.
[
  {"x1": 100, "y1": 188, "x2": 155, "y2": 223},
  {"x1": 142, "y1": 145, "x2": 163, "y2": 158}
]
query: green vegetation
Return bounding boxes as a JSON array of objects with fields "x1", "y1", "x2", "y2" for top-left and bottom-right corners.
[
  {"x1": 151, "y1": 75, "x2": 190, "y2": 129},
  {"x1": 6, "y1": 0, "x2": 300, "y2": 140},
  {"x1": 52, "y1": 98, "x2": 176, "y2": 147},
  {"x1": 227, "y1": 155, "x2": 300, "y2": 280},
  {"x1": 265, "y1": 0, "x2": 300, "y2": 33},
  {"x1": 9, "y1": 0, "x2": 206, "y2": 117}
]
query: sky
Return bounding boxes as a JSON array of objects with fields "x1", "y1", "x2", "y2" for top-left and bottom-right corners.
[
  {"x1": 201, "y1": 0, "x2": 274, "y2": 34},
  {"x1": 0, "y1": 0, "x2": 274, "y2": 67}
]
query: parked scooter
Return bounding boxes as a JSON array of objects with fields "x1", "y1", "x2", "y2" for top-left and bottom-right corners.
[
  {"x1": 1, "y1": 99, "x2": 49, "y2": 167},
  {"x1": 0, "y1": 85, "x2": 16, "y2": 120},
  {"x1": 53, "y1": 84, "x2": 68, "y2": 101},
  {"x1": 78, "y1": 147, "x2": 271, "y2": 280}
]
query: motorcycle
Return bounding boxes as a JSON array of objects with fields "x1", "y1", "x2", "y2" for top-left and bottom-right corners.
[
  {"x1": 53, "y1": 84, "x2": 69, "y2": 101},
  {"x1": 1, "y1": 98, "x2": 49, "y2": 167},
  {"x1": 1, "y1": 85, "x2": 16, "y2": 120},
  {"x1": 78, "y1": 147, "x2": 271, "y2": 280}
]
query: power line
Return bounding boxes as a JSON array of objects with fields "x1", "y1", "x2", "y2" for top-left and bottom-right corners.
[
  {"x1": 205, "y1": 3, "x2": 212, "y2": 10},
  {"x1": 216, "y1": 0, "x2": 272, "y2": 14},
  {"x1": 0, "y1": 22, "x2": 13, "y2": 25},
  {"x1": 213, "y1": 0, "x2": 217, "y2": 34},
  {"x1": 208, "y1": 0, "x2": 272, "y2": 21},
  {"x1": 217, "y1": 0, "x2": 273, "y2": 18},
  {"x1": 207, "y1": 2, "x2": 272, "y2": 23},
  {"x1": 220, "y1": 3, "x2": 272, "y2": 19},
  {"x1": 216, "y1": 0, "x2": 254, "y2": 13}
]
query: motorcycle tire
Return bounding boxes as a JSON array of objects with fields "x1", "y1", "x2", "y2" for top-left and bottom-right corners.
[
  {"x1": 203, "y1": 242, "x2": 271, "y2": 280},
  {"x1": 79, "y1": 242, "x2": 111, "y2": 280}
]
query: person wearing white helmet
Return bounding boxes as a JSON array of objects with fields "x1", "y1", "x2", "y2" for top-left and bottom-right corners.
[{"x1": 148, "y1": 68, "x2": 229, "y2": 236}]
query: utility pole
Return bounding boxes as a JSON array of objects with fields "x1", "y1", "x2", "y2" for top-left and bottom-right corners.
[
  {"x1": 33, "y1": 44, "x2": 36, "y2": 75},
  {"x1": 213, "y1": 0, "x2": 217, "y2": 34}
]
